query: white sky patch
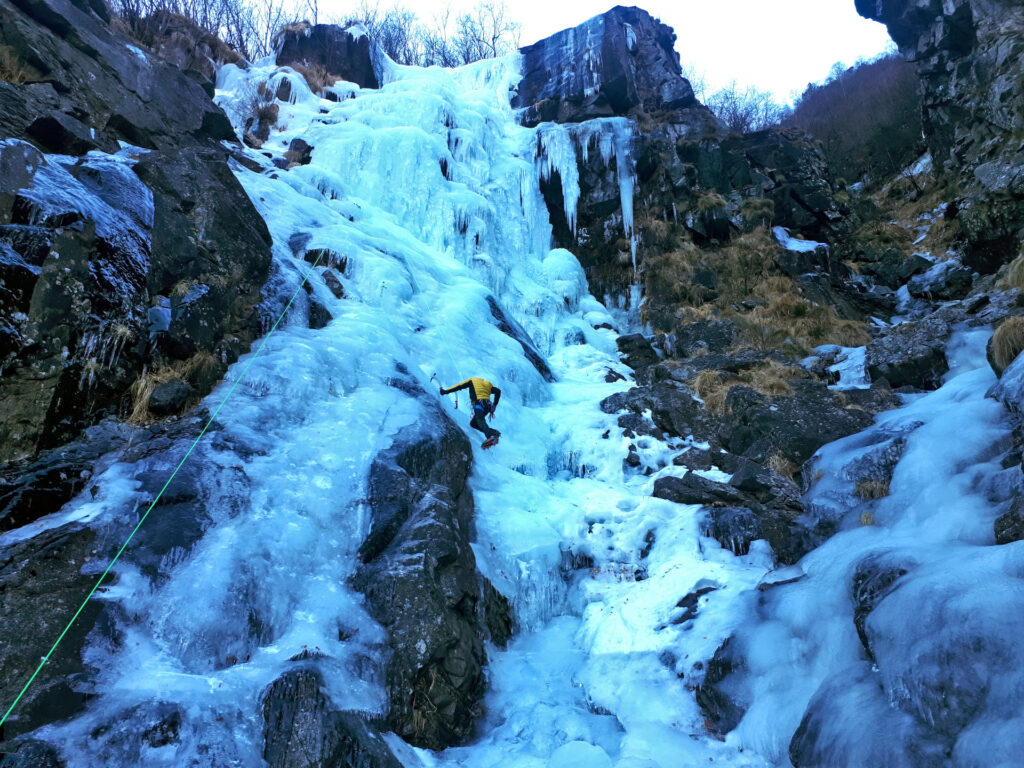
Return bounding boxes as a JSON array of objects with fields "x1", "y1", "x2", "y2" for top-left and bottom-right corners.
[{"x1": 320, "y1": 0, "x2": 895, "y2": 103}]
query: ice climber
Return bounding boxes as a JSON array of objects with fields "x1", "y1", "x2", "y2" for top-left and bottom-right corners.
[{"x1": 440, "y1": 377, "x2": 502, "y2": 448}]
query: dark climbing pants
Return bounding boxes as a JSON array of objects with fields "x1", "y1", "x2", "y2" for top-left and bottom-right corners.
[{"x1": 470, "y1": 402, "x2": 499, "y2": 439}]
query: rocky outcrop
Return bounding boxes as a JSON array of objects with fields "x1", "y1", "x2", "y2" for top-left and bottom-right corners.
[
  {"x1": 261, "y1": 665, "x2": 403, "y2": 768},
  {"x1": 0, "y1": 0, "x2": 234, "y2": 152},
  {"x1": 522, "y1": 9, "x2": 854, "y2": 325},
  {"x1": 0, "y1": 0, "x2": 273, "y2": 462},
  {"x1": 865, "y1": 312, "x2": 951, "y2": 389},
  {"x1": 0, "y1": 740, "x2": 63, "y2": 767},
  {"x1": 600, "y1": 382, "x2": 722, "y2": 447},
  {"x1": 0, "y1": 413, "x2": 221, "y2": 740},
  {"x1": 351, "y1": 368, "x2": 511, "y2": 749},
  {"x1": 275, "y1": 22, "x2": 379, "y2": 90},
  {"x1": 0, "y1": 522, "x2": 106, "y2": 740},
  {"x1": 0, "y1": 140, "x2": 272, "y2": 462},
  {"x1": 129, "y1": 10, "x2": 244, "y2": 94},
  {"x1": 720, "y1": 380, "x2": 875, "y2": 467},
  {"x1": 514, "y1": 6, "x2": 704, "y2": 127},
  {"x1": 856, "y1": 0, "x2": 1024, "y2": 273}
]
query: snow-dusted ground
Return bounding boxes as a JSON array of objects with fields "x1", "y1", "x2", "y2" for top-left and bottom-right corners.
[{"x1": 5, "y1": 47, "x2": 1021, "y2": 768}]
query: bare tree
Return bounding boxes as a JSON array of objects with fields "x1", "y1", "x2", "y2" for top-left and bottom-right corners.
[
  {"x1": 680, "y1": 60, "x2": 709, "y2": 103},
  {"x1": 705, "y1": 81, "x2": 785, "y2": 133}
]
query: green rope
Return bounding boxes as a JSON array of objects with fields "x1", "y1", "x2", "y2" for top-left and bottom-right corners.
[{"x1": 0, "y1": 252, "x2": 324, "y2": 730}]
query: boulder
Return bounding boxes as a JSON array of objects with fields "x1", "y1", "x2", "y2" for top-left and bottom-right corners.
[
  {"x1": 865, "y1": 314, "x2": 951, "y2": 389},
  {"x1": 261, "y1": 666, "x2": 403, "y2": 768},
  {"x1": 351, "y1": 368, "x2": 511, "y2": 748},
  {"x1": 275, "y1": 22, "x2": 379, "y2": 90},
  {"x1": 308, "y1": 297, "x2": 333, "y2": 329},
  {"x1": 701, "y1": 505, "x2": 817, "y2": 566},
  {"x1": 728, "y1": 461, "x2": 802, "y2": 510},
  {"x1": 0, "y1": 740, "x2": 64, "y2": 767},
  {"x1": 994, "y1": 496, "x2": 1024, "y2": 544},
  {"x1": 148, "y1": 378, "x2": 193, "y2": 415},
  {"x1": 616, "y1": 333, "x2": 659, "y2": 369},
  {"x1": 695, "y1": 637, "x2": 746, "y2": 735},
  {"x1": 673, "y1": 318, "x2": 737, "y2": 357},
  {"x1": 653, "y1": 472, "x2": 746, "y2": 506},
  {"x1": 672, "y1": 447, "x2": 714, "y2": 471},
  {"x1": 601, "y1": 383, "x2": 722, "y2": 446},
  {"x1": 514, "y1": 6, "x2": 703, "y2": 126},
  {"x1": 860, "y1": 251, "x2": 932, "y2": 289},
  {"x1": 322, "y1": 269, "x2": 346, "y2": 299},
  {"x1": 850, "y1": 552, "x2": 913, "y2": 661},
  {"x1": 907, "y1": 259, "x2": 974, "y2": 300},
  {"x1": 0, "y1": 0, "x2": 235, "y2": 152},
  {"x1": 720, "y1": 380, "x2": 874, "y2": 467}
]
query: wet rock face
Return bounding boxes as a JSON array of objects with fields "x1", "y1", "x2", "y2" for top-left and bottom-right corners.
[
  {"x1": 850, "y1": 552, "x2": 912, "y2": 661},
  {"x1": 0, "y1": 0, "x2": 234, "y2": 152},
  {"x1": 856, "y1": 0, "x2": 1024, "y2": 272},
  {"x1": 600, "y1": 383, "x2": 722, "y2": 447},
  {"x1": 720, "y1": 380, "x2": 874, "y2": 467},
  {"x1": 275, "y1": 22, "x2": 379, "y2": 90},
  {"x1": 994, "y1": 495, "x2": 1024, "y2": 544},
  {"x1": 0, "y1": 142, "x2": 153, "y2": 461},
  {"x1": 261, "y1": 666, "x2": 403, "y2": 768},
  {"x1": 352, "y1": 370, "x2": 511, "y2": 749},
  {"x1": 0, "y1": 141, "x2": 272, "y2": 462},
  {"x1": 0, "y1": 522, "x2": 107, "y2": 740},
  {"x1": 514, "y1": 6, "x2": 699, "y2": 127},
  {"x1": 0, "y1": 0, "x2": 273, "y2": 462},
  {"x1": 695, "y1": 637, "x2": 746, "y2": 735},
  {"x1": 0, "y1": 740, "x2": 64, "y2": 767},
  {"x1": 865, "y1": 312, "x2": 951, "y2": 389}
]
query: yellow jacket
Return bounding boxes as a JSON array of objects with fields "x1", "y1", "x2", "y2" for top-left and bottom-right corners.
[{"x1": 441, "y1": 377, "x2": 501, "y2": 406}]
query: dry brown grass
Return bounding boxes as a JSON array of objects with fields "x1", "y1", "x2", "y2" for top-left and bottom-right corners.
[
  {"x1": 691, "y1": 360, "x2": 799, "y2": 413},
  {"x1": 642, "y1": 227, "x2": 870, "y2": 354},
  {"x1": 693, "y1": 370, "x2": 728, "y2": 411},
  {"x1": 289, "y1": 61, "x2": 337, "y2": 94},
  {"x1": 997, "y1": 255, "x2": 1024, "y2": 290},
  {"x1": 128, "y1": 351, "x2": 220, "y2": 423},
  {"x1": 696, "y1": 191, "x2": 728, "y2": 213},
  {"x1": 0, "y1": 45, "x2": 33, "y2": 84},
  {"x1": 855, "y1": 478, "x2": 890, "y2": 500},
  {"x1": 732, "y1": 274, "x2": 870, "y2": 354},
  {"x1": 853, "y1": 221, "x2": 911, "y2": 253},
  {"x1": 766, "y1": 453, "x2": 799, "y2": 480},
  {"x1": 739, "y1": 197, "x2": 775, "y2": 227},
  {"x1": 992, "y1": 316, "x2": 1024, "y2": 372},
  {"x1": 642, "y1": 242, "x2": 711, "y2": 308}
]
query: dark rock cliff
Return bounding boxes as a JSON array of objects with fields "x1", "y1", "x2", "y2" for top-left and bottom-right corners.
[
  {"x1": 274, "y1": 22, "x2": 379, "y2": 90},
  {"x1": 856, "y1": 0, "x2": 1024, "y2": 273},
  {"x1": 523, "y1": 7, "x2": 854, "y2": 330},
  {"x1": 514, "y1": 5, "x2": 705, "y2": 127},
  {"x1": 0, "y1": 0, "x2": 272, "y2": 464}
]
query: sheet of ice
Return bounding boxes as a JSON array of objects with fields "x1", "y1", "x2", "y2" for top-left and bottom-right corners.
[
  {"x1": 536, "y1": 118, "x2": 638, "y2": 263},
  {"x1": 722, "y1": 326, "x2": 1024, "y2": 764},
  {"x1": 772, "y1": 225, "x2": 826, "y2": 253},
  {"x1": 824, "y1": 345, "x2": 869, "y2": 390}
]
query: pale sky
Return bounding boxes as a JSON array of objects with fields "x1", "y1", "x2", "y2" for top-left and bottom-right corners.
[{"x1": 321, "y1": 0, "x2": 895, "y2": 104}]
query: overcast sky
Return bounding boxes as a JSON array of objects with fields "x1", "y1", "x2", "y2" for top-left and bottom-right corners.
[{"x1": 323, "y1": 0, "x2": 895, "y2": 103}]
